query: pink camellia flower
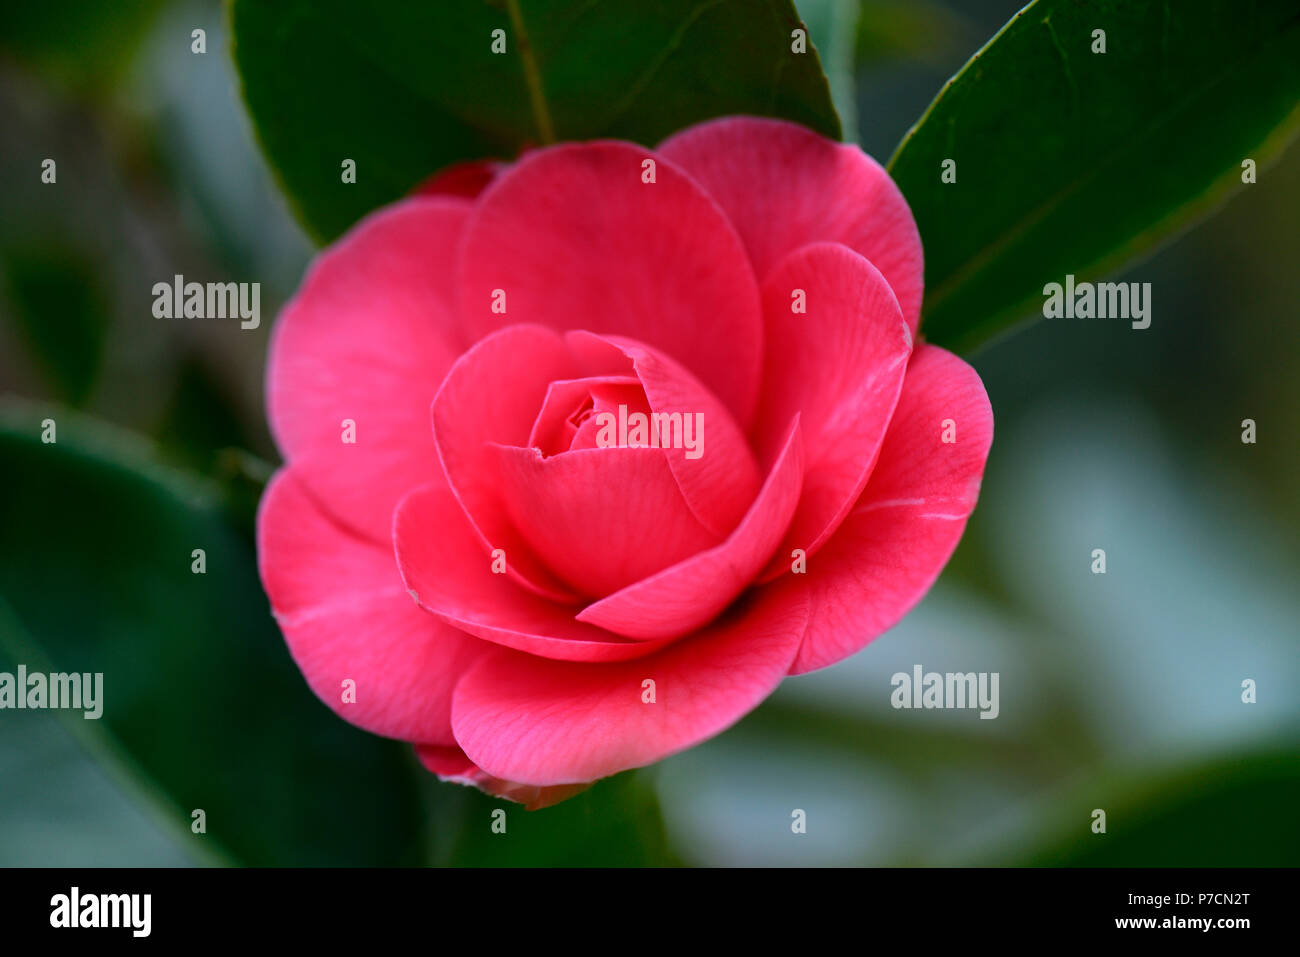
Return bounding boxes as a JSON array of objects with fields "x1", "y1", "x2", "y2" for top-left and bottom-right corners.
[{"x1": 257, "y1": 116, "x2": 992, "y2": 808}]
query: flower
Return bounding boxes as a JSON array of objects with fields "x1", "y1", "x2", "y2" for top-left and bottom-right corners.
[{"x1": 257, "y1": 116, "x2": 992, "y2": 808}]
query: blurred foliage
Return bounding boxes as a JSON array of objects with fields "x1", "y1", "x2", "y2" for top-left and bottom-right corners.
[
  {"x1": 0, "y1": 0, "x2": 168, "y2": 95},
  {"x1": 0, "y1": 401, "x2": 425, "y2": 865},
  {"x1": 156, "y1": 357, "x2": 258, "y2": 472},
  {"x1": 1009, "y1": 747, "x2": 1300, "y2": 866},
  {"x1": 800, "y1": 0, "x2": 861, "y2": 141},
  {"x1": 1, "y1": 245, "x2": 108, "y2": 406},
  {"x1": 425, "y1": 771, "x2": 680, "y2": 867},
  {"x1": 855, "y1": 0, "x2": 982, "y2": 65}
]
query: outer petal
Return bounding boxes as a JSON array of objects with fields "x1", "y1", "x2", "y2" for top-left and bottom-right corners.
[
  {"x1": 658, "y1": 116, "x2": 924, "y2": 335},
  {"x1": 431, "y1": 324, "x2": 582, "y2": 601},
  {"x1": 415, "y1": 745, "x2": 591, "y2": 810},
  {"x1": 394, "y1": 483, "x2": 677, "y2": 662},
  {"x1": 753, "y1": 243, "x2": 912, "y2": 578},
  {"x1": 577, "y1": 418, "x2": 803, "y2": 639},
  {"x1": 267, "y1": 197, "x2": 471, "y2": 542},
  {"x1": 256, "y1": 470, "x2": 483, "y2": 745},
  {"x1": 490, "y1": 444, "x2": 719, "y2": 599},
  {"x1": 457, "y1": 141, "x2": 764, "y2": 426},
  {"x1": 451, "y1": 585, "x2": 811, "y2": 785},
  {"x1": 781, "y1": 345, "x2": 993, "y2": 674}
]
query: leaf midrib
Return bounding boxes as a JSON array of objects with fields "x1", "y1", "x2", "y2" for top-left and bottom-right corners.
[{"x1": 506, "y1": 0, "x2": 556, "y2": 143}]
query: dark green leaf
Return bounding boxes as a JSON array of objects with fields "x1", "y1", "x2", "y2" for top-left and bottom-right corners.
[
  {"x1": 425, "y1": 770, "x2": 680, "y2": 867},
  {"x1": 1, "y1": 246, "x2": 108, "y2": 406},
  {"x1": 0, "y1": 401, "x2": 424, "y2": 865},
  {"x1": 1003, "y1": 745, "x2": 1300, "y2": 866},
  {"x1": 230, "y1": 0, "x2": 841, "y2": 241},
  {"x1": 889, "y1": 0, "x2": 1300, "y2": 353}
]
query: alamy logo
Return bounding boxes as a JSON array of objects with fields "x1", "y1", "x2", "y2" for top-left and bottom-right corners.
[
  {"x1": 152, "y1": 274, "x2": 260, "y2": 329},
  {"x1": 50, "y1": 887, "x2": 151, "y2": 937},
  {"x1": 1042, "y1": 274, "x2": 1151, "y2": 329},
  {"x1": 0, "y1": 665, "x2": 102, "y2": 719},
  {"x1": 891, "y1": 664, "x2": 999, "y2": 719},
  {"x1": 594, "y1": 404, "x2": 704, "y2": 459}
]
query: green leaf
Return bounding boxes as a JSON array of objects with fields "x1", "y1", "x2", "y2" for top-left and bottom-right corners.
[
  {"x1": 229, "y1": 0, "x2": 841, "y2": 242},
  {"x1": 0, "y1": 706, "x2": 192, "y2": 866},
  {"x1": 0, "y1": 401, "x2": 425, "y2": 865},
  {"x1": 997, "y1": 745, "x2": 1300, "y2": 866},
  {"x1": 889, "y1": 0, "x2": 1300, "y2": 353},
  {"x1": 425, "y1": 770, "x2": 681, "y2": 867}
]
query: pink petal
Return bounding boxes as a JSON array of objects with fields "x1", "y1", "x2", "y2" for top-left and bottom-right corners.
[
  {"x1": 451, "y1": 585, "x2": 812, "y2": 785},
  {"x1": 779, "y1": 345, "x2": 993, "y2": 674},
  {"x1": 393, "y1": 483, "x2": 678, "y2": 663},
  {"x1": 753, "y1": 243, "x2": 912, "y2": 578},
  {"x1": 456, "y1": 141, "x2": 764, "y2": 426},
  {"x1": 431, "y1": 324, "x2": 583, "y2": 602},
  {"x1": 267, "y1": 197, "x2": 470, "y2": 542},
  {"x1": 527, "y1": 375, "x2": 641, "y2": 455},
  {"x1": 489, "y1": 444, "x2": 720, "y2": 599},
  {"x1": 415, "y1": 745, "x2": 591, "y2": 809},
  {"x1": 659, "y1": 116, "x2": 924, "y2": 335},
  {"x1": 577, "y1": 418, "x2": 804, "y2": 639},
  {"x1": 256, "y1": 470, "x2": 483, "y2": 745},
  {"x1": 567, "y1": 330, "x2": 761, "y2": 536}
]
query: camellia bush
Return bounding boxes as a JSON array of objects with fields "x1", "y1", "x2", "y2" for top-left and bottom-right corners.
[{"x1": 2, "y1": 0, "x2": 1297, "y2": 865}]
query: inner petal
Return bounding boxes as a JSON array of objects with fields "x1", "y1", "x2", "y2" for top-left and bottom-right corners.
[
  {"x1": 487, "y1": 442, "x2": 722, "y2": 599},
  {"x1": 571, "y1": 383, "x2": 654, "y2": 452},
  {"x1": 529, "y1": 376, "x2": 641, "y2": 457}
]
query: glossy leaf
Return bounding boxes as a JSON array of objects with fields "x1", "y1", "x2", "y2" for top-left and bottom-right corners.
[
  {"x1": 890, "y1": 0, "x2": 1300, "y2": 353},
  {"x1": 230, "y1": 0, "x2": 841, "y2": 241}
]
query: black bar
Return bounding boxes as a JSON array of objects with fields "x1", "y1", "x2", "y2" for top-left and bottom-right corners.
[{"x1": 0, "y1": 867, "x2": 1285, "y2": 943}]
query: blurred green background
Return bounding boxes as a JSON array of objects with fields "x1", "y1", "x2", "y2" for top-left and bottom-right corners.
[{"x1": 0, "y1": 0, "x2": 1296, "y2": 866}]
